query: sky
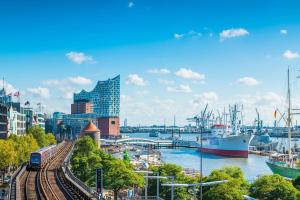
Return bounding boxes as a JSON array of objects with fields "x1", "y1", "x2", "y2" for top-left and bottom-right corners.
[{"x1": 1, "y1": 0, "x2": 300, "y2": 126}]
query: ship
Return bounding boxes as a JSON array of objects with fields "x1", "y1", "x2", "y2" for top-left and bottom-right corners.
[
  {"x1": 200, "y1": 125, "x2": 253, "y2": 158},
  {"x1": 198, "y1": 105, "x2": 253, "y2": 158},
  {"x1": 266, "y1": 67, "x2": 300, "y2": 179}
]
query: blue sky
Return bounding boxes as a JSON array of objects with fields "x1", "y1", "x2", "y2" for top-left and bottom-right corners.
[{"x1": 1, "y1": 0, "x2": 300, "y2": 126}]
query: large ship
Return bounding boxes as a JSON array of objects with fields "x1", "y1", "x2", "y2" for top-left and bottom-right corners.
[{"x1": 198, "y1": 105, "x2": 253, "y2": 158}]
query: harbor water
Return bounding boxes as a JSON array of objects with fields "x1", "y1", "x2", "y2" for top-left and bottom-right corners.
[{"x1": 123, "y1": 133, "x2": 273, "y2": 180}]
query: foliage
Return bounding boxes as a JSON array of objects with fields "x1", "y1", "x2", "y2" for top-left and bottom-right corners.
[
  {"x1": 71, "y1": 136, "x2": 102, "y2": 186},
  {"x1": 27, "y1": 125, "x2": 56, "y2": 147},
  {"x1": 9, "y1": 134, "x2": 39, "y2": 165},
  {"x1": 293, "y1": 175, "x2": 300, "y2": 190},
  {"x1": 123, "y1": 149, "x2": 130, "y2": 164},
  {"x1": 202, "y1": 166, "x2": 249, "y2": 200},
  {"x1": 104, "y1": 158, "x2": 144, "y2": 200},
  {"x1": 71, "y1": 136, "x2": 144, "y2": 200},
  {"x1": 148, "y1": 163, "x2": 199, "y2": 200},
  {"x1": 249, "y1": 174, "x2": 299, "y2": 200},
  {"x1": 0, "y1": 140, "x2": 18, "y2": 170}
]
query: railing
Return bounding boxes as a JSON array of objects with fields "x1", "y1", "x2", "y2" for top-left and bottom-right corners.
[
  {"x1": 62, "y1": 144, "x2": 98, "y2": 198},
  {"x1": 8, "y1": 163, "x2": 26, "y2": 200}
]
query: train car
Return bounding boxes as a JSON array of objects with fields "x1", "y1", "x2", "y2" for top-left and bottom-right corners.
[{"x1": 28, "y1": 145, "x2": 57, "y2": 170}]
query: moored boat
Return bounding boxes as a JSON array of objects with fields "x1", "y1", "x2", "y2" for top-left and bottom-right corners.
[
  {"x1": 266, "y1": 67, "x2": 300, "y2": 178},
  {"x1": 198, "y1": 104, "x2": 253, "y2": 158}
]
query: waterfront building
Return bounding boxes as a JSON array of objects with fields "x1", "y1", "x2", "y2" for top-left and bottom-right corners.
[
  {"x1": 71, "y1": 99, "x2": 93, "y2": 114},
  {"x1": 0, "y1": 103, "x2": 8, "y2": 138},
  {"x1": 63, "y1": 75, "x2": 120, "y2": 138},
  {"x1": 73, "y1": 75, "x2": 120, "y2": 117},
  {"x1": 7, "y1": 103, "x2": 26, "y2": 135}
]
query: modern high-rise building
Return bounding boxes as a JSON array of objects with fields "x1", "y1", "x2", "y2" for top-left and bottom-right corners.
[
  {"x1": 63, "y1": 75, "x2": 120, "y2": 138},
  {"x1": 73, "y1": 75, "x2": 120, "y2": 117}
]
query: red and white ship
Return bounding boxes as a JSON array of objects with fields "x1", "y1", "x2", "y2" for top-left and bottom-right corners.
[{"x1": 198, "y1": 105, "x2": 253, "y2": 158}]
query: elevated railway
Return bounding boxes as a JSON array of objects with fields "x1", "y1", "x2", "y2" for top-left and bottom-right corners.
[{"x1": 15, "y1": 141, "x2": 94, "y2": 200}]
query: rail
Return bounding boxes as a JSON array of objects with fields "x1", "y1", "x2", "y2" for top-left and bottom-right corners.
[
  {"x1": 8, "y1": 163, "x2": 26, "y2": 200},
  {"x1": 62, "y1": 143, "x2": 97, "y2": 198}
]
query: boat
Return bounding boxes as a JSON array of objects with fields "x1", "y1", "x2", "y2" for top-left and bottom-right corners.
[
  {"x1": 149, "y1": 131, "x2": 160, "y2": 137},
  {"x1": 266, "y1": 67, "x2": 300, "y2": 179},
  {"x1": 198, "y1": 105, "x2": 253, "y2": 158}
]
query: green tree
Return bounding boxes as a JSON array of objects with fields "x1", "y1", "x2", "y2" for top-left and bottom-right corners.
[
  {"x1": 27, "y1": 125, "x2": 56, "y2": 147},
  {"x1": 148, "y1": 163, "x2": 197, "y2": 200},
  {"x1": 293, "y1": 176, "x2": 300, "y2": 190},
  {"x1": 9, "y1": 134, "x2": 39, "y2": 165},
  {"x1": 249, "y1": 174, "x2": 299, "y2": 200},
  {"x1": 202, "y1": 166, "x2": 249, "y2": 200},
  {"x1": 71, "y1": 136, "x2": 102, "y2": 186},
  {"x1": 104, "y1": 158, "x2": 144, "y2": 200},
  {"x1": 0, "y1": 140, "x2": 17, "y2": 171}
]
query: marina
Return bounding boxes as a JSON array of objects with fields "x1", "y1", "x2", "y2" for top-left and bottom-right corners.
[{"x1": 122, "y1": 132, "x2": 273, "y2": 180}]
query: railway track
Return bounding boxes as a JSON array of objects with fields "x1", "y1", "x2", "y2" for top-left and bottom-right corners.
[
  {"x1": 17, "y1": 141, "x2": 91, "y2": 200},
  {"x1": 25, "y1": 171, "x2": 41, "y2": 200},
  {"x1": 39, "y1": 141, "x2": 73, "y2": 200}
]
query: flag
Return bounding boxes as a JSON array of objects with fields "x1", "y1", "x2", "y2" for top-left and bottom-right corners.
[
  {"x1": 13, "y1": 91, "x2": 20, "y2": 97},
  {"x1": 24, "y1": 101, "x2": 30, "y2": 106},
  {"x1": 274, "y1": 110, "x2": 277, "y2": 118},
  {"x1": 7, "y1": 93, "x2": 12, "y2": 96}
]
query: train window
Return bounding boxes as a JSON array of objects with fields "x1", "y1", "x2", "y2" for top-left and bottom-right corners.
[{"x1": 31, "y1": 154, "x2": 41, "y2": 164}]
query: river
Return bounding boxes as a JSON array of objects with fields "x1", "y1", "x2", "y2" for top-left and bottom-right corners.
[{"x1": 123, "y1": 133, "x2": 273, "y2": 180}]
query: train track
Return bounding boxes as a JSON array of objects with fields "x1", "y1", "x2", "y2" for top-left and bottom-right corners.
[
  {"x1": 18, "y1": 141, "x2": 90, "y2": 200},
  {"x1": 39, "y1": 141, "x2": 73, "y2": 200},
  {"x1": 25, "y1": 171, "x2": 41, "y2": 200}
]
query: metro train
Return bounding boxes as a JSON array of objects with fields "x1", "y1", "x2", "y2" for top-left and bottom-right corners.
[{"x1": 27, "y1": 145, "x2": 57, "y2": 170}]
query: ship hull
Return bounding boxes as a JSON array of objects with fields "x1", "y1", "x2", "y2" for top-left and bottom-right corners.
[
  {"x1": 199, "y1": 134, "x2": 253, "y2": 158},
  {"x1": 200, "y1": 148, "x2": 249, "y2": 157},
  {"x1": 266, "y1": 161, "x2": 300, "y2": 179}
]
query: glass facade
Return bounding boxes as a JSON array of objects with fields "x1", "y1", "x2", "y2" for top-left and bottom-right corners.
[{"x1": 73, "y1": 75, "x2": 120, "y2": 117}]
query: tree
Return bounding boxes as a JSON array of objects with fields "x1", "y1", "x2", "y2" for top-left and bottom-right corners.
[
  {"x1": 0, "y1": 140, "x2": 17, "y2": 172},
  {"x1": 9, "y1": 134, "x2": 39, "y2": 165},
  {"x1": 27, "y1": 125, "x2": 56, "y2": 147},
  {"x1": 72, "y1": 136, "x2": 97, "y2": 157},
  {"x1": 249, "y1": 174, "x2": 299, "y2": 200},
  {"x1": 202, "y1": 166, "x2": 249, "y2": 200},
  {"x1": 71, "y1": 136, "x2": 102, "y2": 186},
  {"x1": 293, "y1": 176, "x2": 300, "y2": 190},
  {"x1": 104, "y1": 158, "x2": 144, "y2": 200},
  {"x1": 148, "y1": 163, "x2": 197, "y2": 200}
]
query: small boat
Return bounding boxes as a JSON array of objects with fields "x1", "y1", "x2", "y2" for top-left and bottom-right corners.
[{"x1": 149, "y1": 131, "x2": 160, "y2": 137}]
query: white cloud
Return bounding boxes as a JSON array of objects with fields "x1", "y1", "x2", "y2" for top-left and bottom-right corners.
[
  {"x1": 175, "y1": 68, "x2": 205, "y2": 80},
  {"x1": 68, "y1": 76, "x2": 92, "y2": 85},
  {"x1": 193, "y1": 91, "x2": 218, "y2": 105},
  {"x1": 255, "y1": 92, "x2": 284, "y2": 106},
  {"x1": 167, "y1": 84, "x2": 192, "y2": 93},
  {"x1": 66, "y1": 51, "x2": 94, "y2": 64},
  {"x1": 236, "y1": 77, "x2": 261, "y2": 86},
  {"x1": 174, "y1": 33, "x2": 184, "y2": 39},
  {"x1": 128, "y1": 1, "x2": 134, "y2": 8},
  {"x1": 27, "y1": 87, "x2": 50, "y2": 99},
  {"x1": 280, "y1": 29, "x2": 288, "y2": 34},
  {"x1": 283, "y1": 50, "x2": 299, "y2": 60},
  {"x1": 158, "y1": 79, "x2": 175, "y2": 85},
  {"x1": 43, "y1": 77, "x2": 91, "y2": 100},
  {"x1": 220, "y1": 28, "x2": 249, "y2": 41},
  {"x1": 126, "y1": 74, "x2": 147, "y2": 86}
]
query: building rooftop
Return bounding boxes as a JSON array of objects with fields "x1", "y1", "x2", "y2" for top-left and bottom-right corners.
[{"x1": 82, "y1": 121, "x2": 100, "y2": 133}]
